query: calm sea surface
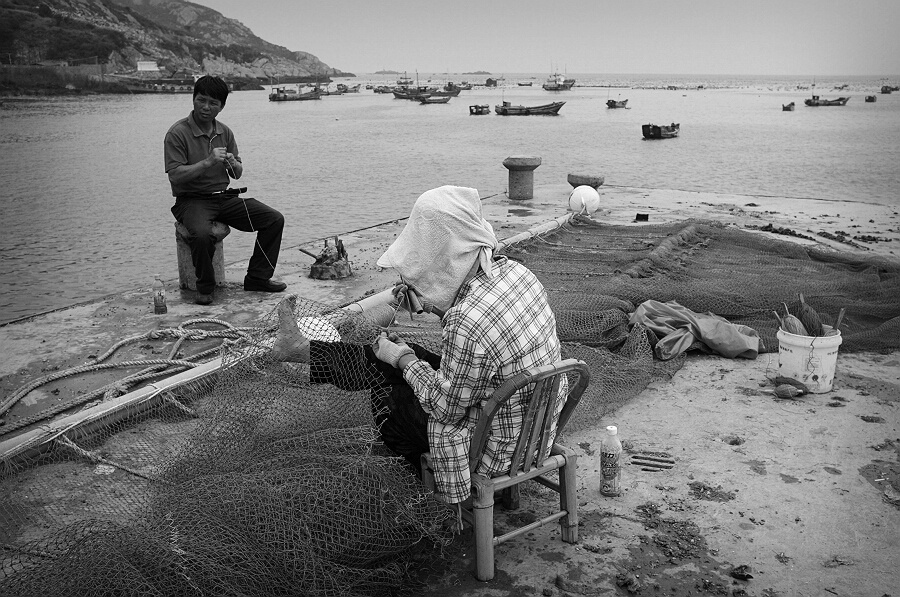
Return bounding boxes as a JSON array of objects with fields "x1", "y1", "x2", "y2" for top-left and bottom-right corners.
[{"x1": 1, "y1": 73, "x2": 898, "y2": 324}]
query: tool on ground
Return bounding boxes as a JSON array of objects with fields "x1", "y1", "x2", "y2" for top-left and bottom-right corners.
[
  {"x1": 631, "y1": 453, "x2": 675, "y2": 472},
  {"x1": 302, "y1": 236, "x2": 352, "y2": 280}
]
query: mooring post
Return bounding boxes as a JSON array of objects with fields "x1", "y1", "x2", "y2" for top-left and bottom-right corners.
[
  {"x1": 567, "y1": 173, "x2": 605, "y2": 191},
  {"x1": 503, "y1": 156, "x2": 542, "y2": 200}
]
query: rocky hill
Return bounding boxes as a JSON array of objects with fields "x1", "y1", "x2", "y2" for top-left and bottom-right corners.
[{"x1": 0, "y1": 0, "x2": 351, "y2": 82}]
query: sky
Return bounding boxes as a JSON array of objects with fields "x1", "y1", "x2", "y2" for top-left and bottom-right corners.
[{"x1": 189, "y1": 0, "x2": 900, "y2": 76}]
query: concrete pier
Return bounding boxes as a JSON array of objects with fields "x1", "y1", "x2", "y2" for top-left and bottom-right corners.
[{"x1": 503, "y1": 156, "x2": 542, "y2": 200}]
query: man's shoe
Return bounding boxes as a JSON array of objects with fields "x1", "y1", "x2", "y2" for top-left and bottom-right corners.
[
  {"x1": 244, "y1": 276, "x2": 287, "y2": 293},
  {"x1": 195, "y1": 292, "x2": 213, "y2": 305}
]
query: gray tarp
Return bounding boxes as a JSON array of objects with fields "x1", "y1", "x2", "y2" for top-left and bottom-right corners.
[{"x1": 629, "y1": 300, "x2": 761, "y2": 361}]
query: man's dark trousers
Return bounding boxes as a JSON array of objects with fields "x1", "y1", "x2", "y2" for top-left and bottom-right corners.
[{"x1": 172, "y1": 194, "x2": 284, "y2": 294}]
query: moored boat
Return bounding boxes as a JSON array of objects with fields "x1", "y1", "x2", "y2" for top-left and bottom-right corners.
[
  {"x1": 880, "y1": 85, "x2": 893, "y2": 94},
  {"x1": 606, "y1": 99, "x2": 628, "y2": 109},
  {"x1": 469, "y1": 104, "x2": 491, "y2": 115},
  {"x1": 782, "y1": 102, "x2": 795, "y2": 111},
  {"x1": 268, "y1": 86, "x2": 322, "y2": 101},
  {"x1": 542, "y1": 72, "x2": 575, "y2": 91},
  {"x1": 494, "y1": 100, "x2": 565, "y2": 115},
  {"x1": 336, "y1": 83, "x2": 361, "y2": 93},
  {"x1": 517, "y1": 81, "x2": 533, "y2": 86},
  {"x1": 865, "y1": 95, "x2": 876, "y2": 103},
  {"x1": 804, "y1": 95, "x2": 849, "y2": 106},
  {"x1": 420, "y1": 95, "x2": 451, "y2": 104},
  {"x1": 642, "y1": 123, "x2": 680, "y2": 139}
]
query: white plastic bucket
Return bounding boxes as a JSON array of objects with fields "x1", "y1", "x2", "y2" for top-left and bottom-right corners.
[{"x1": 776, "y1": 327, "x2": 842, "y2": 393}]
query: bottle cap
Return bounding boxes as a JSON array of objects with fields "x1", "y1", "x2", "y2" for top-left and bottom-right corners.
[{"x1": 606, "y1": 425, "x2": 618, "y2": 435}]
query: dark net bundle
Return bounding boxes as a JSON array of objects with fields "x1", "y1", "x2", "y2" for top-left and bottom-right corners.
[
  {"x1": 502, "y1": 216, "x2": 900, "y2": 354},
  {"x1": 0, "y1": 296, "x2": 454, "y2": 597}
]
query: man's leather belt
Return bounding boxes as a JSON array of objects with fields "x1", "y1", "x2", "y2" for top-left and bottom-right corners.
[{"x1": 180, "y1": 187, "x2": 247, "y2": 199}]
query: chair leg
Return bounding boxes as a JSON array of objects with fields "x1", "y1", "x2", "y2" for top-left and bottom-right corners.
[
  {"x1": 471, "y1": 475, "x2": 496, "y2": 581},
  {"x1": 558, "y1": 450, "x2": 579, "y2": 543},
  {"x1": 501, "y1": 485, "x2": 520, "y2": 510}
]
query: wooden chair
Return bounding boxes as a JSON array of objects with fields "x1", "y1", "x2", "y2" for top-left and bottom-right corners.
[{"x1": 421, "y1": 358, "x2": 591, "y2": 581}]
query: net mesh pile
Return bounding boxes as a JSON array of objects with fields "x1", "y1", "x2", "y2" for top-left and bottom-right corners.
[
  {"x1": 2, "y1": 215, "x2": 898, "y2": 594},
  {"x1": 507, "y1": 216, "x2": 900, "y2": 354}
]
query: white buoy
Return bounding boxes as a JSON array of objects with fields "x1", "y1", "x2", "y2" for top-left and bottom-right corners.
[{"x1": 568, "y1": 185, "x2": 601, "y2": 215}]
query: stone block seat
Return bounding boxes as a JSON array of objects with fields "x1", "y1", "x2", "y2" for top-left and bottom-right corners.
[
  {"x1": 567, "y1": 173, "x2": 605, "y2": 189},
  {"x1": 175, "y1": 221, "x2": 231, "y2": 291}
]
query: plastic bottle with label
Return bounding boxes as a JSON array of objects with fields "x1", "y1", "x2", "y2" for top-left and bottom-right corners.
[
  {"x1": 152, "y1": 274, "x2": 167, "y2": 314},
  {"x1": 599, "y1": 425, "x2": 622, "y2": 497}
]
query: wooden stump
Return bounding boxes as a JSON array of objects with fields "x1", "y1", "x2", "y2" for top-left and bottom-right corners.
[{"x1": 175, "y1": 221, "x2": 231, "y2": 290}]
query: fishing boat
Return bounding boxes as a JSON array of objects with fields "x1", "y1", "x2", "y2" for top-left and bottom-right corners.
[
  {"x1": 336, "y1": 83, "x2": 361, "y2": 93},
  {"x1": 782, "y1": 102, "x2": 795, "y2": 111},
  {"x1": 268, "y1": 86, "x2": 322, "y2": 101},
  {"x1": 469, "y1": 104, "x2": 491, "y2": 115},
  {"x1": 542, "y1": 72, "x2": 575, "y2": 91},
  {"x1": 882, "y1": 85, "x2": 894, "y2": 94},
  {"x1": 420, "y1": 95, "x2": 451, "y2": 104},
  {"x1": 606, "y1": 99, "x2": 628, "y2": 109},
  {"x1": 642, "y1": 123, "x2": 680, "y2": 139},
  {"x1": 495, "y1": 100, "x2": 565, "y2": 115},
  {"x1": 392, "y1": 86, "x2": 434, "y2": 100},
  {"x1": 442, "y1": 82, "x2": 465, "y2": 94},
  {"x1": 804, "y1": 95, "x2": 850, "y2": 106},
  {"x1": 517, "y1": 81, "x2": 533, "y2": 87},
  {"x1": 429, "y1": 87, "x2": 461, "y2": 97},
  {"x1": 396, "y1": 72, "x2": 414, "y2": 87},
  {"x1": 865, "y1": 95, "x2": 876, "y2": 103}
]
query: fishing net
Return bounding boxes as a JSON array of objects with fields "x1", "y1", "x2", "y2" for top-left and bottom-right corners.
[
  {"x1": 0, "y1": 298, "x2": 453, "y2": 597},
  {"x1": 2, "y1": 214, "x2": 898, "y2": 594},
  {"x1": 504, "y1": 216, "x2": 900, "y2": 354}
]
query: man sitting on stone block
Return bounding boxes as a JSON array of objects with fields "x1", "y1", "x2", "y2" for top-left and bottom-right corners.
[{"x1": 164, "y1": 75, "x2": 287, "y2": 305}]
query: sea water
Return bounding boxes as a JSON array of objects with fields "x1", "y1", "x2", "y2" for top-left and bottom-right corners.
[{"x1": 1, "y1": 73, "x2": 898, "y2": 324}]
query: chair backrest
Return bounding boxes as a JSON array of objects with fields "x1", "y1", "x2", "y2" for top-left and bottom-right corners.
[{"x1": 468, "y1": 359, "x2": 590, "y2": 474}]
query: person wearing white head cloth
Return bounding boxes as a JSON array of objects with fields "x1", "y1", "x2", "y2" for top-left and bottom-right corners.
[{"x1": 372, "y1": 185, "x2": 565, "y2": 506}]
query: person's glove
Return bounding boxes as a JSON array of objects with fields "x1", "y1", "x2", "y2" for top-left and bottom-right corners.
[{"x1": 373, "y1": 334, "x2": 415, "y2": 368}]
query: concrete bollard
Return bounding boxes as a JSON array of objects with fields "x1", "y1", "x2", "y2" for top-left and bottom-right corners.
[
  {"x1": 567, "y1": 173, "x2": 605, "y2": 190},
  {"x1": 503, "y1": 156, "x2": 542, "y2": 200},
  {"x1": 175, "y1": 221, "x2": 231, "y2": 291}
]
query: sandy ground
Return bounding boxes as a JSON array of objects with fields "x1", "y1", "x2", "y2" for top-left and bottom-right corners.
[{"x1": 1, "y1": 183, "x2": 898, "y2": 596}]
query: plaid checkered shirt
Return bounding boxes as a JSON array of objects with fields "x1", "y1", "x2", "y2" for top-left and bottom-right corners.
[{"x1": 403, "y1": 256, "x2": 564, "y2": 504}]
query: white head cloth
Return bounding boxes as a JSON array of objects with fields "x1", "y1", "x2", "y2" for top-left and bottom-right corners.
[{"x1": 376, "y1": 185, "x2": 498, "y2": 313}]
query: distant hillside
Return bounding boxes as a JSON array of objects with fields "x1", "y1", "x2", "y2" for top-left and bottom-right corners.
[{"x1": 0, "y1": 0, "x2": 352, "y2": 82}]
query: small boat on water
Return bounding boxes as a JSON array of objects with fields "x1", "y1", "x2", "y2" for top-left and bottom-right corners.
[
  {"x1": 518, "y1": 81, "x2": 533, "y2": 86},
  {"x1": 542, "y1": 72, "x2": 575, "y2": 91},
  {"x1": 804, "y1": 95, "x2": 849, "y2": 106},
  {"x1": 442, "y1": 82, "x2": 466, "y2": 94},
  {"x1": 642, "y1": 123, "x2": 680, "y2": 139},
  {"x1": 420, "y1": 95, "x2": 451, "y2": 104},
  {"x1": 782, "y1": 102, "x2": 795, "y2": 111},
  {"x1": 268, "y1": 86, "x2": 322, "y2": 101},
  {"x1": 392, "y1": 86, "x2": 433, "y2": 100},
  {"x1": 495, "y1": 100, "x2": 565, "y2": 115},
  {"x1": 336, "y1": 83, "x2": 361, "y2": 93},
  {"x1": 469, "y1": 104, "x2": 491, "y2": 115},
  {"x1": 865, "y1": 95, "x2": 876, "y2": 103},
  {"x1": 881, "y1": 85, "x2": 894, "y2": 94},
  {"x1": 606, "y1": 99, "x2": 628, "y2": 109}
]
